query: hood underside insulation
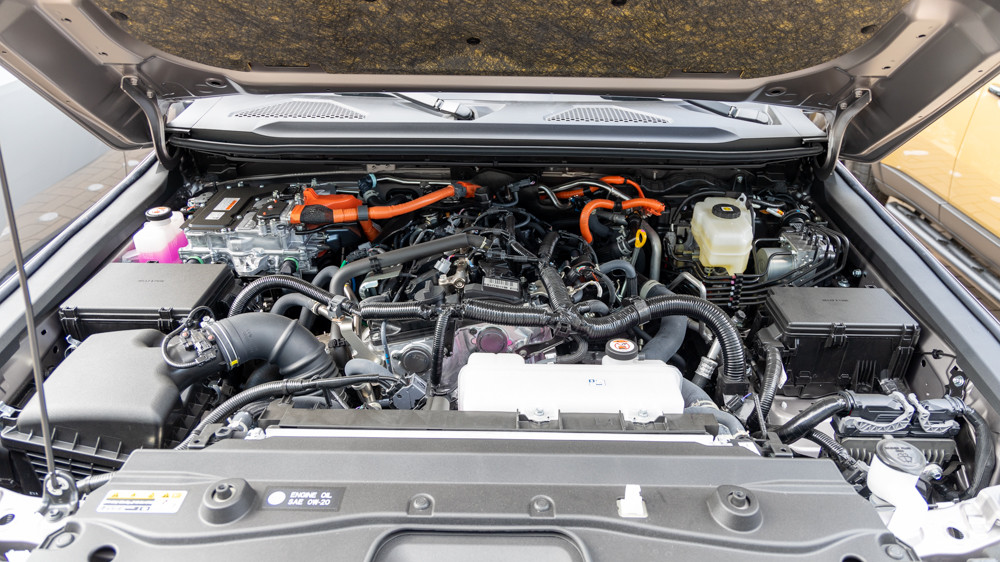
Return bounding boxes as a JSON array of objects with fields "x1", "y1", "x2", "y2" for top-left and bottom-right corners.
[{"x1": 95, "y1": 0, "x2": 908, "y2": 79}]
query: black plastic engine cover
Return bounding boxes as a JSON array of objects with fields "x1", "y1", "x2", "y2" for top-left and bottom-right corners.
[{"x1": 28, "y1": 436, "x2": 906, "y2": 561}]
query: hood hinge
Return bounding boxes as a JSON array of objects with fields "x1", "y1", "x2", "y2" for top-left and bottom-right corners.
[
  {"x1": 121, "y1": 76, "x2": 180, "y2": 170},
  {"x1": 816, "y1": 89, "x2": 871, "y2": 179}
]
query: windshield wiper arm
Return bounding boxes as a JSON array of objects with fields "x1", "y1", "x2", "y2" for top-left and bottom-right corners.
[
  {"x1": 393, "y1": 93, "x2": 475, "y2": 120},
  {"x1": 685, "y1": 99, "x2": 770, "y2": 124}
]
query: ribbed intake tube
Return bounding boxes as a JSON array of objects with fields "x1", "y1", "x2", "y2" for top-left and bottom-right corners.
[{"x1": 204, "y1": 312, "x2": 335, "y2": 380}]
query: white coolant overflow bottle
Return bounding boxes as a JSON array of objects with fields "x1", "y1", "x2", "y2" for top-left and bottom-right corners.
[{"x1": 690, "y1": 196, "x2": 753, "y2": 275}]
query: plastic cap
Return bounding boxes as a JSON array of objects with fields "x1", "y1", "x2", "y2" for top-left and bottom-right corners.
[
  {"x1": 875, "y1": 439, "x2": 927, "y2": 475},
  {"x1": 605, "y1": 338, "x2": 638, "y2": 361},
  {"x1": 712, "y1": 203, "x2": 742, "y2": 219},
  {"x1": 145, "y1": 206, "x2": 173, "y2": 222}
]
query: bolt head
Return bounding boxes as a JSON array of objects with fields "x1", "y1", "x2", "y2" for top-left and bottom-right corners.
[
  {"x1": 728, "y1": 490, "x2": 749, "y2": 508},
  {"x1": 531, "y1": 497, "x2": 552, "y2": 512},
  {"x1": 952, "y1": 375, "x2": 967, "y2": 387},
  {"x1": 411, "y1": 496, "x2": 430, "y2": 510},
  {"x1": 885, "y1": 544, "x2": 906, "y2": 560}
]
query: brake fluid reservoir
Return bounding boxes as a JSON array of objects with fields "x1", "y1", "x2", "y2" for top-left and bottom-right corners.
[
  {"x1": 132, "y1": 207, "x2": 188, "y2": 263},
  {"x1": 691, "y1": 196, "x2": 753, "y2": 274}
]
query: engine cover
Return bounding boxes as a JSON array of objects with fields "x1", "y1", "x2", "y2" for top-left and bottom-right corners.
[{"x1": 456, "y1": 353, "x2": 684, "y2": 422}]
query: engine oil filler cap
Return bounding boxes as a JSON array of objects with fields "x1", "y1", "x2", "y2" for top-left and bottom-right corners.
[
  {"x1": 605, "y1": 338, "x2": 638, "y2": 361},
  {"x1": 712, "y1": 203, "x2": 742, "y2": 219},
  {"x1": 144, "y1": 206, "x2": 173, "y2": 222}
]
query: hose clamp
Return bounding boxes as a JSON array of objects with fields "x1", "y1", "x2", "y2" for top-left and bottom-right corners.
[{"x1": 632, "y1": 298, "x2": 652, "y2": 324}]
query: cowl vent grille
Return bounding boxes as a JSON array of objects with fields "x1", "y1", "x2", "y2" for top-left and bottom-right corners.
[
  {"x1": 545, "y1": 106, "x2": 669, "y2": 124},
  {"x1": 232, "y1": 100, "x2": 367, "y2": 120}
]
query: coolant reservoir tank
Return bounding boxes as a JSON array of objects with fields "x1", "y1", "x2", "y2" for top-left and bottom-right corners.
[
  {"x1": 456, "y1": 353, "x2": 684, "y2": 422},
  {"x1": 691, "y1": 196, "x2": 753, "y2": 275}
]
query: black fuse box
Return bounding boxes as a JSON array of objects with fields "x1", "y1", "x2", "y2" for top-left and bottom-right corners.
[
  {"x1": 757, "y1": 287, "x2": 919, "y2": 398},
  {"x1": 59, "y1": 262, "x2": 233, "y2": 340}
]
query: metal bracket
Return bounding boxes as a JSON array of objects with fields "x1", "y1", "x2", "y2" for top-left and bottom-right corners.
[
  {"x1": 816, "y1": 89, "x2": 871, "y2": 180},
  {"x1": 38, "y1": 470, "x2": 79, "y2": 521},
  {"x1": 121, "y1": 76, "x2": 180, "y2": 170}
]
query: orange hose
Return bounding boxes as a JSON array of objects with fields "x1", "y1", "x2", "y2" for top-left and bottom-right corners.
[
  {"x1": 579, "y1": 198, "x2": 665, "y2": 243},
  {"x1": 327, "y1": 182, "x2": 480, "y2": 223},
  {"x1": 600, "y1": 175, "x2": 645, "y2": 198},
  {"x1": 552, "y1": 186, "x2": 598, "y2": 200}
]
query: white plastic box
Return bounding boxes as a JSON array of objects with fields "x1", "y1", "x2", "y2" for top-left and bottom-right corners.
[{"x1": 456, "y1": 353, "x2": 684, "y2": 422}]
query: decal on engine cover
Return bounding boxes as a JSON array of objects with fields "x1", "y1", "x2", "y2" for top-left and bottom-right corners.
[
  {"x1": 262, "y1": 486, "x2": 345, "y2": 510},
  {"x1": 97, "y1": 490, "x2": 188, "y2": 514}
]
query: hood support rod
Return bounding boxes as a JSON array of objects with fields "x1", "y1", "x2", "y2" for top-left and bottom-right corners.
[
  {"x1": 121, "y1": 76, "x2": 180, "y2": 170},
  {"x1": 0, "y1": 143, "x2": 79, "y2": 521},
  {"x1": 816, "y1": 89, "x2": 871, "y2": 179}
]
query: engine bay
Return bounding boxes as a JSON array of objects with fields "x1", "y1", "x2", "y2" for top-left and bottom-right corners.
[{"x1": 2, "y1": 160, "x2": 993, "y2": 554}]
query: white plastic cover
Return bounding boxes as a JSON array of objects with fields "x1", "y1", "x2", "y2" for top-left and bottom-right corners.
[{"x1": 456, "y1": 353, "x2": 684, "y2": 422}]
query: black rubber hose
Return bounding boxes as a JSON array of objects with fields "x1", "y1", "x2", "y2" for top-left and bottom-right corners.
[
  {"x1": 638, "y1": 279, "x2": 687, "y2": 363},
  {"x1": 758, "y1": 344, "x2": 784, "y2": 423},
  {"x1": 299, "y1": 265, "x2": 340, "y2": 325},
  {"x1": 429, "y1": 307, "x2": 458, "y2": 395},
  {"x1": 598, "y1": 260, "x2": 637, "y2": 297},
  {"x1": 775, "y1": 393, "x2": 854, "y2": 444},
  {"x1": 554, "y1": 335, "x2": 588, "y2": 364},
  {"x1": 271, "y1": 293, "x2": 321, "y2": 318},
  {"x1": 312, "y1": 265, "x2": 340, "y2": 291},
  {"x1": 961, "y1": 406, "x2": 996, "y2": 500},
  {"x1": 640, "y1": 220, "x2": 662, "y2": 282},
  {"x1": 329, "y1": 233, "x2": 487, "y2": 297},
  {"x1": 805, "y1": 429, "x2": 867, "y2": 474},
  {"x1": 580, "y1": 295, "x2": 744, "y2": 385},
  {"x1": 229, "y1": 275, "x2": 336, "y2": 317},
  {"x1": 205, "y1": 312, "x2": 334, "y2": 380},
  {"x1": 681, "y1": 377, "x2": 715, "y2": 408},
  {"x1": 175, "y1": 374, "x2": 398, "y2": 450}
]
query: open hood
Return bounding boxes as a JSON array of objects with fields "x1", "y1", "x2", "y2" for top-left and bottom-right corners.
[{"x1": 1, "y1": 0, "x2": 1000, "y2": 161}]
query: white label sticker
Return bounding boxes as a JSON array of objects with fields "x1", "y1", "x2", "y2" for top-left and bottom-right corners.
[
  {"x1": 213, "y1": 197, "x2": 240, "y2": 212},
  {"x1": 483, "y1": 277, "x2": 519, "y2": 292},
  {"x1": 97, "y1": 490, "x2": 188, "y2": 514},
  {"x1": 204, "y1": 211, "x2": 225, "y2": 221}
]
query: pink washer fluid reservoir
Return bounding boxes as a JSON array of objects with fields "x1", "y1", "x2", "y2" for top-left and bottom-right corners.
[{"x1": 132, "y1": 206, "x2": 189, "y2": 263}]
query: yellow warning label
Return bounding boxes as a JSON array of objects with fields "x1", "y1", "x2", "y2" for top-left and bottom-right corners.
[{"x1": 99, "y1": 489, "x2": 187, "y2": 514}]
